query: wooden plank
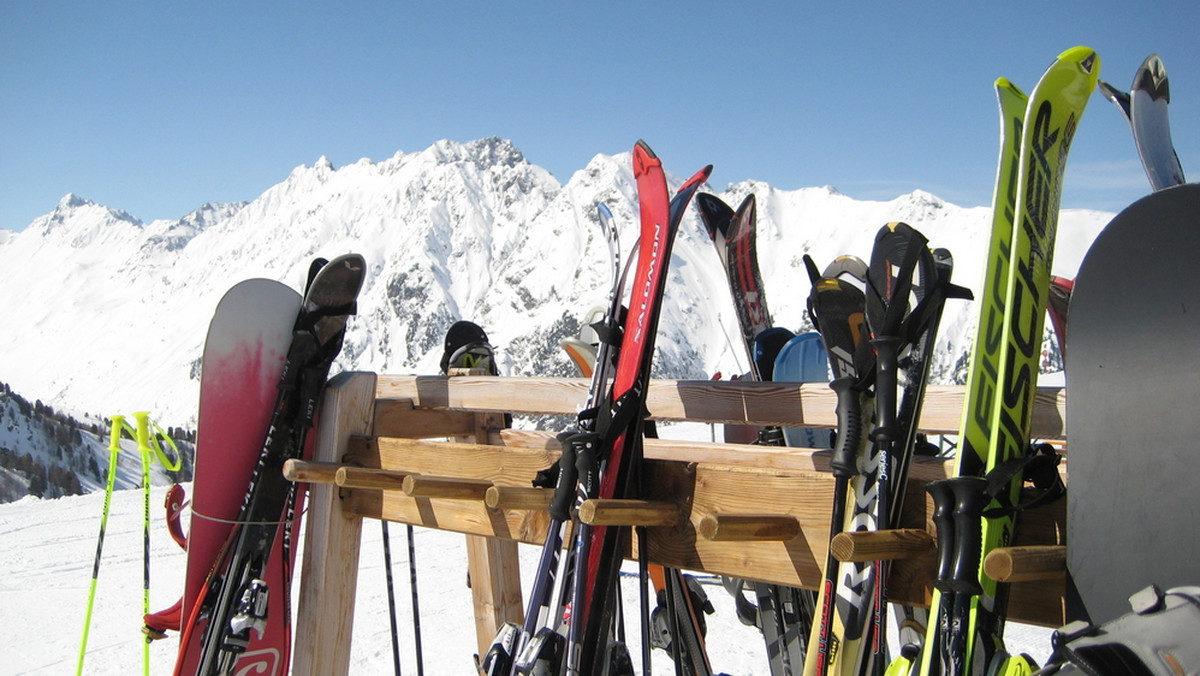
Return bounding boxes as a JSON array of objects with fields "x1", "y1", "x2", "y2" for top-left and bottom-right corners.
[
  {"x1": 293, "y1": 372, "x2": 377, "y2": 676},
  {"x1": 373, "y1": 398, "x2": 477, "y2": 439},
  {"x1": 374, "y1": 375, "x2": 1067, "y2": 438}
]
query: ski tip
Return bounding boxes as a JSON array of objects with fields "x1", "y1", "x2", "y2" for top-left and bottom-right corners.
[
  {"x1": 1056, "y1": 45, "x2": 1099, "y2": 77},
  {"x1": 994, "y1": 77, "x2": 1027, "y2": 100},
  {"x1": 632, "y1": 140, "x2": 662, "y2": 177},
  {"x1": 735, "y1": 192, "x2": 755, "y2": 214},
  {"x1": 695, "y1": 192, "x2": 732, "y2": 239},
  {"x1": 1133, "y1": 53, "x2": 1169, "y2": 101}
]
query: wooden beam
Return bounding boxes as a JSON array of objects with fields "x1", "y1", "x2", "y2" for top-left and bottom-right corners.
[
  {"x1": 374, "y1": 375, "x2": 1067, "y2": 439},
  {"x1": 293, "y1": 372, "x2": 377, "y2": 676}
]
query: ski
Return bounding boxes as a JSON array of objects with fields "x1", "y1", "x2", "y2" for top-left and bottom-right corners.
[
  {"x1": 696, "y1": 193, "x2": 772, "y2": 364},
  {"x1": 697, "y1": 191, "x2": 817, "y2": 676},
  {"x1": 176, "y1": 253, "x2": 365, "y2": 676},
  {"x1": 918, "y1": 47, "x2": 1097, "y2": 676},
  {"x1": 565, "y1": 142, "x2": 711, "y2": 675},
  {"x1": 801, "y1": 255, "x2": 876, "y2": 676},
  {"x1": 498, "y1": 204, "x2": 628, "y2": 676},
  {"x1": 557, "y1": 302, "x2": 719, "y2": 676},
  {"x1": 1098, "y1": 54, "x2": 1185, "y2": 191}
]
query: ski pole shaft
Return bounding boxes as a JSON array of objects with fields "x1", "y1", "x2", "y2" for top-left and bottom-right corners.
[
  {"x1": 407, "y1": 524, "x2": 424, "y2": 676},
  {"x1": 381, "y1": 521, "x2": 403, "y2": 675},
  {"x1": 76, "y1": 415, "x2": 125, "y2": 676},
  {"x1": 133, "y1": 413, "x2": 153, "y2": 676}
]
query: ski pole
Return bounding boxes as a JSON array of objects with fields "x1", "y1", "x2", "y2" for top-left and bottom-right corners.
[
  {"x1": 76, "y1": 415, "x2": 126, "y2": 676},
  {"x1": 132, "y1": 412, "x2": 154, "y2": 676},
  {"x1": 408, "y1": 524, "x2": 424, "y2": 676},
  {"x1": 381, "y1": 520, "x2": 403, "y2": 675}
]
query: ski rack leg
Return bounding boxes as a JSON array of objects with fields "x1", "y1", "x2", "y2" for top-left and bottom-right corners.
[
  {"x1": 293, "y1": 372, "x2": 377, "y2": 676},
  {"x1": 456, "y1": 410, "x2": 525, "y2": 659}
]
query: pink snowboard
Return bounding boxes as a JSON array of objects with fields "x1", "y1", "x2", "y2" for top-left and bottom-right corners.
[{"x1": 175, "y1": 279, "x2": 301, "y2": 676}]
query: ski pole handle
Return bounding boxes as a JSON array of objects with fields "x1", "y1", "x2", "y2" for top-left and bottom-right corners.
[
  {"x1": 870, "y1": 335, "x2": 902, "y2": 445},
  {"x1": 108, "y1": 414, "x2": 126, "y2": 452},
  {"x1": 948, "y1": 476, "x2": 989, "y2": 595},
  {"x1": 828, "y1": 375, "x2": 862, "y2": 479},
  {"x1": 926, "y1": 479, "x2": 957, "y2": 591},
  {"x1": 548, "y1": 431, "x2": 582, "y2": 522}
]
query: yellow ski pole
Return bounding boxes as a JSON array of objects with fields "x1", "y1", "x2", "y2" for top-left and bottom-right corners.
[
  {"x1": 76, "y1": 415, "x2": 126, "y2": 676},
  {"x1": 132, "y1": 412, "x2": 154, "y2": 676}
]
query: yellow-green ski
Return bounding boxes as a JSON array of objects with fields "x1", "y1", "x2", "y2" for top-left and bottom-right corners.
[{"x1": 915, "y1": 46, "x2": 1098, "y2": 676}]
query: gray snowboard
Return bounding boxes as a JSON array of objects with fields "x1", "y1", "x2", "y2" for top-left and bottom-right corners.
[{"x1": 1066, "y1": 183, "x2": 1200, "y2": 623}]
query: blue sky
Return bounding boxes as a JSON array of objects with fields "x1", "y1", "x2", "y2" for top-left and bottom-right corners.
[{"x1": 3, "y1": 1, "x2": 1198, "y2": 231}]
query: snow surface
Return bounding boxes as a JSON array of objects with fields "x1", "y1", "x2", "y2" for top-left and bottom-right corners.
[{"x1": 3, "y1": 458, "x2": 1054, "y2": 675}]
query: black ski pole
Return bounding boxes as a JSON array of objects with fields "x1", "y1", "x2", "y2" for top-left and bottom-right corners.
[
  {"x1": 382, "y1": 520, "x2": 403, "y2": 675},
  {"x1": 407, "y1": 524, "x2": 425, "y2": 676}
]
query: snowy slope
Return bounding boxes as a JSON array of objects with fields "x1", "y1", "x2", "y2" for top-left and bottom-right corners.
[
  {"x1": 0, "y1": 385, "x2": 188, "y2": 503},
  {"x1": 0, "y1": 138, "x2": 1115, "y2": 431}
]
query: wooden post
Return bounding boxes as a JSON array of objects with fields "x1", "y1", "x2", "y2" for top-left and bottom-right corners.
[
  {"x1": 293, "y1": 372, "x2": 377, "y2": 676},
  {"x1": 458, "y1": 410, "x2": 524, "y2": 659}
]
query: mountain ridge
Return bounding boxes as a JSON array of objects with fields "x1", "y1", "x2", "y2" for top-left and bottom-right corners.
[{"x1": 0, "y1": 137, "x2": 1113, "y2": 429}]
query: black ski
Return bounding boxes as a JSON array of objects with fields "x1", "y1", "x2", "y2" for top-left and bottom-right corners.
[{"x1": 697, "y1": 191, "x2": 815, "y2": 675}]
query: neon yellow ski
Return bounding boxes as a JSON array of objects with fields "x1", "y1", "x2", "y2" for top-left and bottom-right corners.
[{"x1": 916, "y1": 46, "x2": 1098, "y2": 676}]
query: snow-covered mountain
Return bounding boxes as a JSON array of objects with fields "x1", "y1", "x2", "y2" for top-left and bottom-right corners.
[{"x1": 0, "y1": 137, "x2": 1114, "y2": 431}]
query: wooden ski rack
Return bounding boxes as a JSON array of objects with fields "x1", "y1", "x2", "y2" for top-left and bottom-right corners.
[{"x1": 290, "y1": 371, "x2": 1069, "y2": 675}]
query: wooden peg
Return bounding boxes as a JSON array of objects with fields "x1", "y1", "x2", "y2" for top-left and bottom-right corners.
[
  {"x1": 484, "y1": 485, "x2": 553, "y2": 510},
  {"x1": 698, "y1": 513, "x2": 800, "y2": 542},
  {"x1": 334, "y1": 466, "x2": 414, "y2": 491},
  {"x1": 983, "y1": 545, "x2": 1066, "y2": 582},
  {"x1": 282, "y1": 459, "x2": 342, "y2": 484},
  {"x1": 829, "y1": 528, "x2": 934, "y2": 563},
  {"x1": 577, "y1": 499, "x2": 681, "y2": 527},
  {"x1": 402, "y1": 474, "x2": 494, "y2": 500}
]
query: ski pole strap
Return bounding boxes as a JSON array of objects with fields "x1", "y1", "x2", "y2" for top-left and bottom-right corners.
[
  {"x1": 130, "y1": 412, "x2": 183, "y2": 472},
  {"x1": 112, "y1": 413, "x2": 183, "y2": 471},
  {"x1": 590, "y1": 311, "x2": 624, "y2": 350},
  {"x1": 980, "y1": 443, "x2": 1065, "y2": 518},
  {"x1": 899, "y1": 277, "x2": 973, "y2": 348}
]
